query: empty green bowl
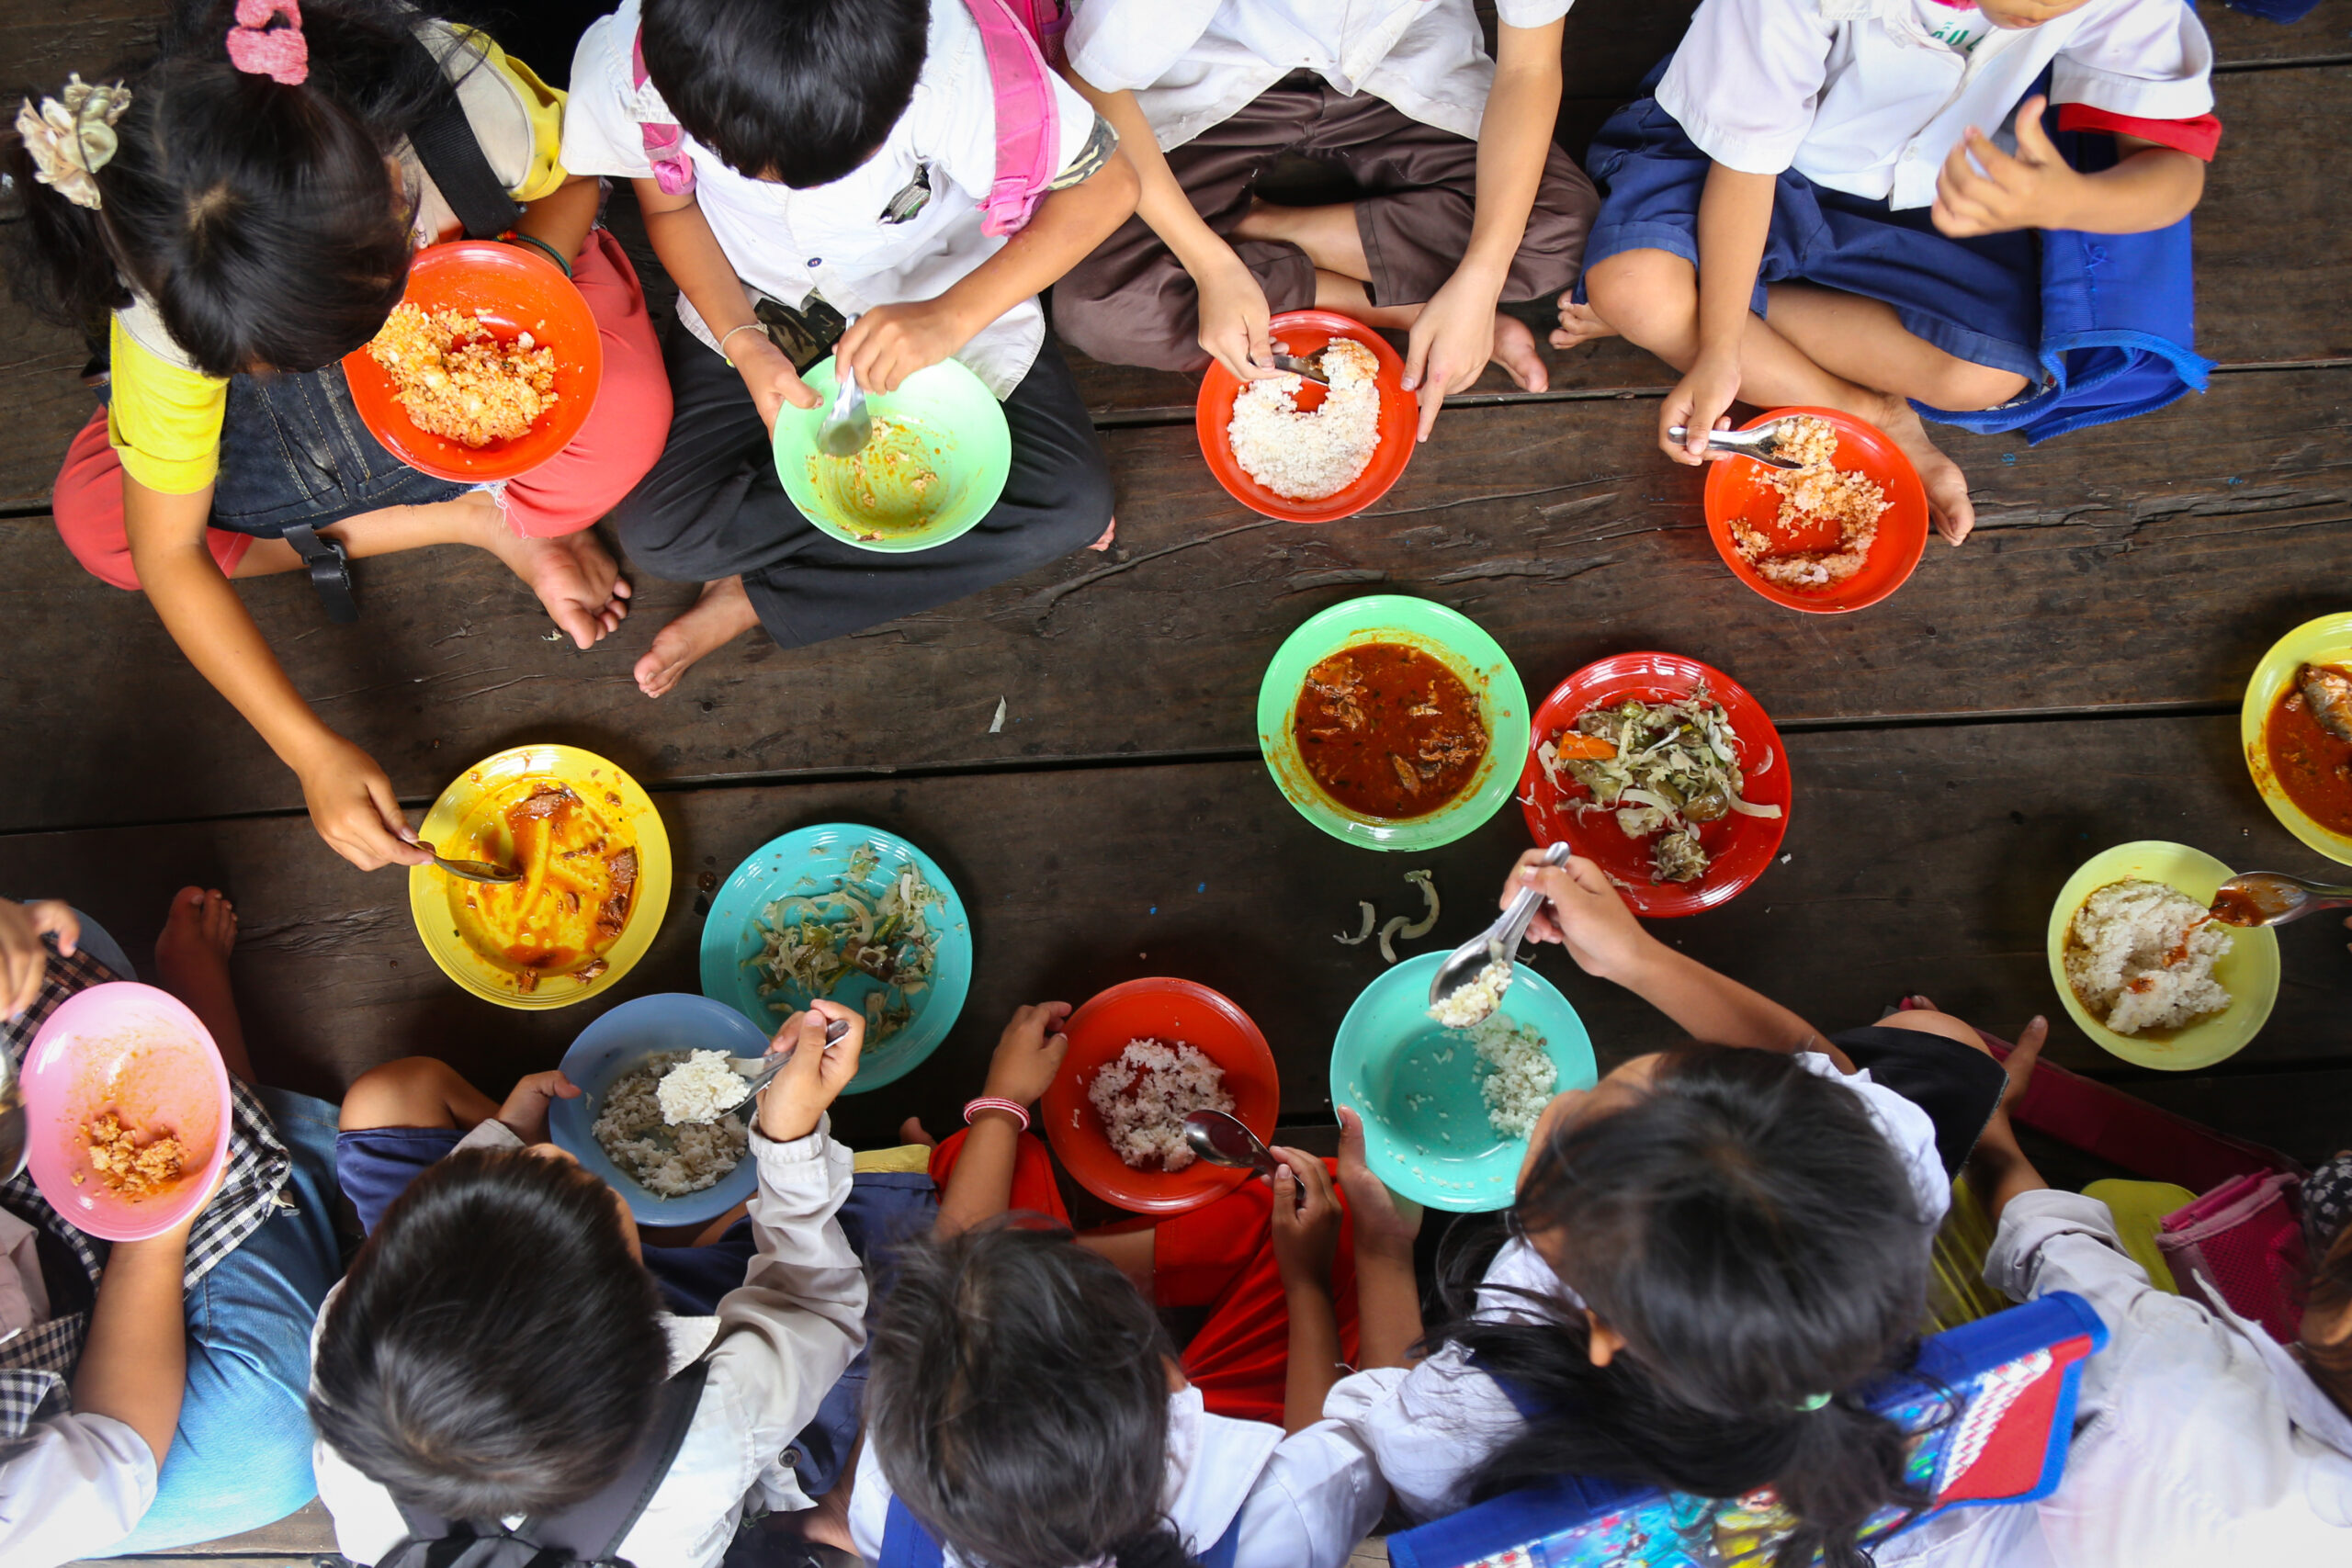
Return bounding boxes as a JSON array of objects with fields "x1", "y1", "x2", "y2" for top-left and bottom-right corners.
[{"x1": 774, "y1": 356, "x2": 1011, "y2": 553}]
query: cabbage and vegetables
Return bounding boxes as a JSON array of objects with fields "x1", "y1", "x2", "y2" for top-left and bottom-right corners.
[
  {"x1": 1535, "y1": 691, "x2": 1780, "y2": 885},
  {"x1": 751, "y1": 856, "x2": 944, "y2": 1043}
]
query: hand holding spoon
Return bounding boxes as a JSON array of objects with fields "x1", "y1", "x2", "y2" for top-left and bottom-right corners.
[{"x1": 1429, "y1": 841, "x2": 1573, "y2": 1021}]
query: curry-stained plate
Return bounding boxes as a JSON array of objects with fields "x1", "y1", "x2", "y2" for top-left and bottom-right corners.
[
  {"x1": 407, "y1": 745, "x2": 672, "y2": 1010},
  {"x1": 2241, "y1": 613, "x2": 2352, "y2": 866}
]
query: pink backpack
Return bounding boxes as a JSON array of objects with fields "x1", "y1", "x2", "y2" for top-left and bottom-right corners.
[{"x1": 631, "y1": 0, "x2": 1069, "y2": 238}]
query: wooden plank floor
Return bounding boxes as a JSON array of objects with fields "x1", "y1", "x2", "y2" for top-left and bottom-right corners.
[{"x1": 17, "y1": 2, "x2": 2351, "y2": 1562}]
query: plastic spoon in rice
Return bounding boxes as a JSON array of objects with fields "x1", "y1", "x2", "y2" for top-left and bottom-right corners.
[
  {"x1": 1429, "y1": 841, "x2": 1573, "y2": 1024},
  {"x1": 661, "y1": 1017, "x2": 854, "y2": 1124},
  {"x1": 2209, "y1": 871, "x2": 2352, "y2": 928},
  {"x1": 1666, "y1": 422, "x2": 1805, "y2": 470}
]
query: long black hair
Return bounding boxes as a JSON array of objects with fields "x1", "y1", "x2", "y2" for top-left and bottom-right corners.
[
  {"x1": 309, "y1": 1145, "x2": 670, "y2": 1519},
  {"x1": 4, "y1": 0, "x2": 479, "y2": 376},
  {"x1": 865, "y1": 1221, "x2": 1196, "y2": 1568},
  {"x1": 1443, "y1": 1046, "x2": 1937, "y2": 1568}
]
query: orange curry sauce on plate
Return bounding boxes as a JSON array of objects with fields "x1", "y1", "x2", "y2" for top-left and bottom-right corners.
[
  {"x1": 456, "y1": 784, "x2": 639, "y2": 991},
  {"x1": 2265, "y1": 669, "x2": 2352, "y2": 838},
  {"x1": 1293, "y1": 643, "x2": 1487, "y2": 819}
]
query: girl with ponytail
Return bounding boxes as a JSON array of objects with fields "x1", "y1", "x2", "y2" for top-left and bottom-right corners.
[
  {"x1": 6, "y1": 0, "x2": 672, "y2": 873},
  {"x1": 1324, "y1": 850, "x2": 2018, "y2": 1567}
]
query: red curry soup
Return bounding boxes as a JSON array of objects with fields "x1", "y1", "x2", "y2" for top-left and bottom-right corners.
[
  {"x1": 452, "y1": 783, "x2": 639, "y2": 992},
  {"x1": 1294, "y1": 642, "x2": 1487, "y2": 819},
  {"x1": 2265, "y1": 662, "x2": 2352, "y2": 838}
]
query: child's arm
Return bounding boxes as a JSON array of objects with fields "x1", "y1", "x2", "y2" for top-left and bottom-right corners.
[
  {"x1": 1333, "y1": 1108, "x2": 1424, "y2": 1371},
  {"x1": 123, "y1": 482, "x2": 427, "y2": 873},
  {"x1": 1063, "y1": 76, "x2": 1277, "y2": 381},
  {"x1": 1962, "y1": 1017, "x2": 2052, "y2": 1224},
  {"x1": 837, "y1": 152, "x2": 1142, "y2": 393},
  {"x1": 1933, "y1": 96, "x2": 2204, "y2": 240},
  {"x1": 72, "y1": 1211, "x2": 198, "y2": 1471},
  {"x1": 631, "y1": 179, "x2": 820, "y2": 434},
  {"x1": 1659, "y1": 161, "x2": 1777, "y2": 465},
  {"x1": 2, "y1": 897, "x2": 77, "y2": 1019},
  {"x1": 1268, "y1": 1150, "x2": 1345, "y2": 1433},
  {"x1": 1402, "y1": 18, "x2": 1565, "y2": 442},
  {"x1": 1504, "y1": 850, "x2": 1837, "y2": 1063},
  {"x1": 512, "y1": 174, "x2": 603, "y2": 267},
  {"x1": 934, "y1": 1002, "x2": 1071, "y2": 1235}
]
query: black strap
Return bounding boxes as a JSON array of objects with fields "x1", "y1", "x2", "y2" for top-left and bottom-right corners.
[
  {"x1": 526, "y1": 1359, "x2": 712, "y2": 1560},
  {"x1": 280, "y1": 525, "x2": 358, "y2": 625},
  {"x1": 403, "y1": 37, "x2": 524, "y2": 241}
]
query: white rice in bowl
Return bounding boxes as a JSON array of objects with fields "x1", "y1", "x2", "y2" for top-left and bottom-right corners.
[
  {"x1": 656, "y1": 1048, "x2": 751, "y2": 1125},
  {"x1": 594, "y1": 1052, "x2": 749, "y2": 1197},
  {"x1": 1227, "y1": 338, "x2": 1382, "y2": 501},
  {"x1": 1464, "y1": 1014, "x2": 1556, "y2": 1137},
  {"x1": 2064, "y1": 878, "x2": 2233, "y2": 1036},
  {"x1": 1086, "y1": 1038, "x2": 1235, "y2": 1171}
]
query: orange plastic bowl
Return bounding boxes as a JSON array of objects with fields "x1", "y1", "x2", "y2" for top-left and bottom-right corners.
[
  {"x1": 1702, "y1": 406, "x2": 1928, "y2": 614},
  {"x1": 1195, "y1": 310, "x2": 1417, "y2": 523},
  {"x1": 1042, "y1": 978, "x2": 1282, "y2": 1216},
  {"x1": 344, "y1": 240, "x2": 602, "y2": 482},
  {"x1": 21, "y1": 983, "x2": 232, "y2": 1241}
]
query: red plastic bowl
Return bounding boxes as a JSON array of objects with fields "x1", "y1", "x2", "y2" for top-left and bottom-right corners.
[
  {"x1": 1702, "y1": 406, "x2": 1928, "y2": 614},
  {"x1": 344, "y1": 240, "x2": 602, "y2": 482},
  {"x1": 1518, "y1": 652, "x2": 1792, "y2": 918},
  {"x1": 1195, "y1": 310, "x2": 1417, "y2": 524},
  {"x1": 1042, "y1": 977, "x2": 1281, "y2": 1215},
  {"x1": 22, "y1": 983, "x2": 232, "y2": 1240}
]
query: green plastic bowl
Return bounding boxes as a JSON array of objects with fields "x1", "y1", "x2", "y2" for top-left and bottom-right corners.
[
  {"x1": 1256, "y1": 594, "x2": 1531, "y2": 851},
  {"x1": 774, "y1": 356, "x2": 1011, "y2": 553},
  {"x1": 1330, "y1": 952, "x2": 1597, "y2": 1213}
]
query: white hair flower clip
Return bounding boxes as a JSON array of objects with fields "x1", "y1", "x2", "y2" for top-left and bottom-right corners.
[{"x1": 15, "y1": 74, "x2": 133, "y2": 211}]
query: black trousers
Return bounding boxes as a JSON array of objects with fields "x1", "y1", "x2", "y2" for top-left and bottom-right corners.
[{"x1": 614, "y1": 323, "x2": 1115, "y2": 649}]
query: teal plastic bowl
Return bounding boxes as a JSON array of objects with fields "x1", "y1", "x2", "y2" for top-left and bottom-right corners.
[
  {"x1": 1256, "y1": 594, "x2": 1531, "y2": 852},
  {"x1": 774, "y1": 356, "x2": 1011, "y2": 553},
  {"x1": 1329, "y1": 952, "x2": 1597, "y2": 1213}
]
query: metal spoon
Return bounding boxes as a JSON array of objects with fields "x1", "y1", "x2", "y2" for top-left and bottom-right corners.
[
  {"x1": 1267, "y1": 351, "x2": 1330, "y2": 387},
  {"x1": 415, "y1": 840, "x2": 522, "y2": 885},
  {"x1": 1182, "y1": 1109, "x2": 1305, "y2": 1209},
  {"x1": 0, "y1": 1074, "x2": 25, "y2": 1183},
  {"x1": 816, "y1": 357, "x2": 873, "y2": 459},
  {"x1": 1429, "y1": 841, "x2": 1574, "y2": 1019},
  {"x1": 695, "y1": 1017, "x2": 856, "y2": 1113},
  {"x1": 1666, "y1": 421, "x2": 1805, "y2": 470},
  {"x1": 2208, "y1": 871, "x2": 2352, "y2": 928}
]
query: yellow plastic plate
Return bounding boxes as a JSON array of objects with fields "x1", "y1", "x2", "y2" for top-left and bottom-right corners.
[
  {"x1": 2044, "y1": 840, "x2": 2278, "y2": 1072},
  {"x1": 2240, "y1": 612, "x2": 2352, "y2": 865},
  {"x1": 406, "y1": 744, "x2": 672, "y2": 1010}
]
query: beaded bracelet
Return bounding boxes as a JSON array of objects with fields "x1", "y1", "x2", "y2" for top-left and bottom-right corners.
[
  {"x1": 497, "y1": 230, "x2": 571, "y2": 279},
  {"x1": 963, "y1": 1096, "x2": 1031, "y2": 1131}
]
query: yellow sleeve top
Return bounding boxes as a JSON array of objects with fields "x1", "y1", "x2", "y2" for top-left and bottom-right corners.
[{"x1": 108, "y1": 25, "x2": 569, "y2": 495}]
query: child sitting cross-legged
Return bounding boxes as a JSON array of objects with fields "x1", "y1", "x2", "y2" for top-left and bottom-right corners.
[
  {"x1": 308, "y1": 1002, "x2": 873, "y2": 1568},
  {"x1": 561, "y1": 0, "x2": 1141, "y2": 698}
]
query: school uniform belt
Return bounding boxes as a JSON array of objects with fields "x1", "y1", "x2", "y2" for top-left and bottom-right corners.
[{"x1": 279, "y1": 524, "x2": 359, "y2": 625}]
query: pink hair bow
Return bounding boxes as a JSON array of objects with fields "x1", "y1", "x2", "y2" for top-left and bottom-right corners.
[{"x1": 226, "y1": 0, "x2": 309, "y2": 86}]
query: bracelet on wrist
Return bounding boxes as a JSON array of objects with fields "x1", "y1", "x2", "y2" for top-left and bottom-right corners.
[
  {"x1": 497, "y1": 230, "x2": 572, "y2": 279},
  {"x1": 963, "y1": 1096, "x2": 1030, "y2": 1131},
  {"x1": 717, "y1": 321, "x2": 767, "y2": 367}
]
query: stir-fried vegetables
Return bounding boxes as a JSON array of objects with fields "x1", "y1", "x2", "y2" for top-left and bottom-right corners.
[
  {"x1": 1535, "y1": 690, "x2": 1780, "y2": 885},
  {"x1": 751, "y1": 856, "x2": 944, "y2": 1043}
]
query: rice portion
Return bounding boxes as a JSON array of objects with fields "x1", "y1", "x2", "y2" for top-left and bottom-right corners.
[
  {"x1": 2064, "y1": 878, "x2": 2233, "y2": 1036},
  {"x1": 1227, "y1": 338, "x2": 1382, "y2": 501},
  {"x1": 84, "y1": 1113, "x2": 187, "y2": 1200},
  {"x1": 656, "y1": 1048, "x2": 751, "y2": 1126},
  {"x1": 367, "y1": 302, "x2": 558, "y2": 447},
  {"x1": 1463, "y1": 1014, "x2": 1556, "y2": 1137},
  {"x1": 1429, "y1": 945, "x2": 1512, "y2": 1030},
  {"x1": 1729, "y1": 414, "x2": 1889, "y2": 592},
  {"x1": 594, "y1": 1052, "x2": 748, "y2": 1197},
  {"x1": 1086, "y1": 1038, "x2": 1235, "y2": 1171}
]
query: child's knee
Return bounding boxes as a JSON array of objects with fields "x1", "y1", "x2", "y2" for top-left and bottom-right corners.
[
  {"x1": 1874, "y1": 1010, "x2": 1984, "y2": 1052},
  {"x1": 339, "y1": 1056, "x2": 466, "y2": 1132},
  {"x1": 1921, "y1": 360, "x2": 2031, "y2": 413},
  {"x1": 1584, "y1": 249, "x2": 1698, "y2": 345}
]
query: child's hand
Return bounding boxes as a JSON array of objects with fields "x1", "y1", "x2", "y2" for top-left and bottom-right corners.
[
  {"x1": 1335, "y1": 1107, "x2": 1421, "y2": 1261},
  {"x1": 1658, "y1": 348, "x2": 1742, "y2": 465},
  {"x1": 838, "y1": 301, "x2": 972, "y2": 394},
  {"x1": 734, "y1": 333, "x2": 821, "y2": 434},
  {"x1": 1994, "y1": 1015, "x2": 2046, "y2": 1122},
  {"x1": 1509, "y1": 850, "x2": 1650, "y2": 982},
  {"x1": 1193, "y1": 252, "x2": 1280, "y2": 384},
  {"x1": 759, "y1": 998, "x2": 865, "y2": 1142},
  {"x1": 1269, "y1": 1150, "x2": 1341, "y2": 1293},
  {"x1": 496, "y1": 1069, "x2": 581, "y2": 1144},
  {"x1": 1932, "y1": 97, "x2": 2078, "y2": 238},
  {"x1": 981, "y1": 1001, "x2": 1072, "y2": 1107},
  {"x1": 1402, "y1": 272, "x2": 1501, "y2": 443},
  {"x1": 1, "y1": 897, "x2": 77, "y2": 1020},
  {"x1": 295, "y1": 735, "x2": 432, "y2": 872}
]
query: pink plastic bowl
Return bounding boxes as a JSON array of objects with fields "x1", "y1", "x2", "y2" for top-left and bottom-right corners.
[{"x1": 23, "y1": 983, "x2": 232, "y2": 1240}]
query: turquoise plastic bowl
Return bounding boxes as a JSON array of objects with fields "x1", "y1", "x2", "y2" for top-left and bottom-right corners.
[
  {"x1": 774, "y1": 356, "x2": 1011, "y2": 553},
  {"x1": 1329, "y1": 952, "x2": 1597, "y2": 1213}
]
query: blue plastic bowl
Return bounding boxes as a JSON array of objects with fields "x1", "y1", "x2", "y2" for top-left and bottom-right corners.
[
  {"x1": 1329, "y1": 952, "x2": 1598, "y2": 1213},
  {"x1": 548, "y1": 992, "x2": 773, "y2": 1225}
]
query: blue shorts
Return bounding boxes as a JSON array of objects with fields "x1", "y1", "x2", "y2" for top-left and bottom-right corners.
[
  {"x1": 1578, "y1": 96, "x2": 2041, "y2": 383},
  {"x1": 334, "y1": 1128, "x2": 936, "y2": 1498}
]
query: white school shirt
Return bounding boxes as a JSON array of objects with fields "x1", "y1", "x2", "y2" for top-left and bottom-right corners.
[
  {"x1": 563, "y1": 0, "x2": 1102, "y2": 398},
  {"x1": 1068, "y1": 0, "x2": 1575, "y2": 152},
  {"x1": 846, "y1": 1384, "x2": 1386, "y2": 1568},
  {"x1": 1655, "y1": 0, "x2": 2215, "y2": 210},
  {"x1": 1322, "y1": 1049, "x2": 1948, "y2": 1522},
  {"x1": 1874, "y1": 1190, "x2": 2352, "y2": 1568},
  {"x1": 314, "y1": 1117, "x2": 867, "y2": 1568}
]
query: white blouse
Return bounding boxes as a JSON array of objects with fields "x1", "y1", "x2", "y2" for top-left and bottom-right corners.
[{"x1": 1655, "y1": 0, "x2": 2214, "y2": 209}]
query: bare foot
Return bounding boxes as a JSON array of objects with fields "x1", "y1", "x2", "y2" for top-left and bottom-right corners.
[
  {"x1": 899, "y1": 1116, "x2": 936, "y2": 1147},
  {"x1": 1491, "y1": 312, "x2": 1548, "y2": 392},
  {"x1": 466, "y1": 498, "x2": 632, "y2": 649},
  {"x1": 1090, "y1": 517, "x2": 1116, "y2": 552},
  {"x1": 1876, "y1": 398, "x2": 1976, "y2": 544},
  {"x1": 1549, "y1": 297, "x2": 1621, "y2": 352},
  {"x1": 155, "y1": 886, "x2": 250, "y2": 1081},
  {"x1": 636, "y1": 576, "x2": 759, "y2": 699}
]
